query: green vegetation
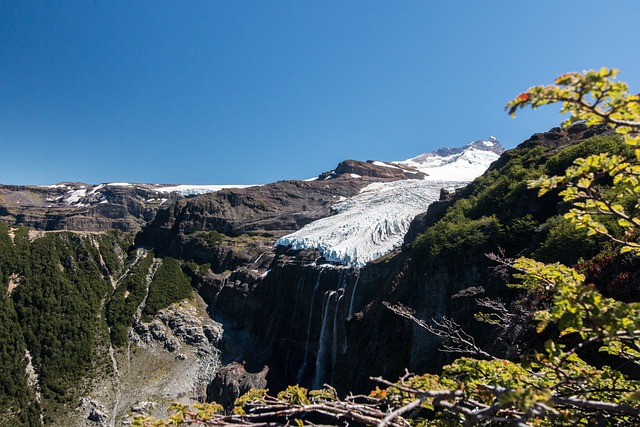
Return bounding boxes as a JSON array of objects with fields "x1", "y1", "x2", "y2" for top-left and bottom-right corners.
[
  {"x1": 0, "y1": 225, "x2": 131, "y2": 424},
  {"x1": 0, "y1": 278, "x2": 41, "y2": 426},
  {"x1": 99, "y1": 229, "x2": 133, "y2": 275},
  {"x1": 197, "y1": 230, "x2": 224, "y2": 247},
  {"x1": 412, "y1": 134, "x2": 624, "y2": 264},
  {"x1": 143, "y1": 257, "x2": 193, "y2": 319},
  {"x1": 106, "y1": 252, "x2": 154, "y2": 346}
]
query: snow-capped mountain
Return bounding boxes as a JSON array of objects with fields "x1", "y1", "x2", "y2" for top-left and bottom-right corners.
[
  {"x1": 276, "y1": 138, "x2": 504, "y2": 266},
  {"x1": 396, "y1": 137, "x2": 503, "y2": 181}
]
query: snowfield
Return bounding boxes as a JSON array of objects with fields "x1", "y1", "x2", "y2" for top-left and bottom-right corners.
[
  {"x1": 153, "y1": 184, "x2": 255, "y2": 196},
  {"x1": 276, "y1": 139, "x2": 502, "y2": 266}
]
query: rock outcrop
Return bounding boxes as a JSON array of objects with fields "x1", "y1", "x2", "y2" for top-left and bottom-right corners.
[
  {"x1": 134, "y1": 177, "x2": 379, "y2": 267},
  {"x1": 207, "y1": 362, "x2": 268, "y2": 411},
  {"x1": 0, "y1": 183, "x2": 185, "y2": 232},
  {"x1": 318, "y1": 159, "x2": 426, "y2": 180}
]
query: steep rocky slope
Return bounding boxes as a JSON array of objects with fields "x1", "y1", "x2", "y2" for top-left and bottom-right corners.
[
  {"x1": 0, "y1": 183, "x2": 257, "y2": 232},
  {"x1": 0, "y1": 137, "x2": 527, "y2": 425},
  {"x1": 191, "y1": 124, "x2": 635, "y2": 396}
]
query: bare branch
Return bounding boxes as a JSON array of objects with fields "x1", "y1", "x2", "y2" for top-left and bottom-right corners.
[{"x1": 384, "y1": 302, "x2": 496, "y2": 360}]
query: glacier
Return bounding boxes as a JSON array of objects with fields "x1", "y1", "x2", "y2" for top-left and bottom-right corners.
[{"x1": 276, "y1": 139, "x2": 502, "y2": 267}]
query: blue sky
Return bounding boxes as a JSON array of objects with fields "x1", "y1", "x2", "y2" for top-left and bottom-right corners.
[{"x1": 2, "y1": 1, "x2": 640, "y2": 185}]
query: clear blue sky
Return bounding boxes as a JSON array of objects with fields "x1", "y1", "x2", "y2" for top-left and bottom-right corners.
[{"x1": 2, "y1": 1, "x2": 640, "y2": 185}]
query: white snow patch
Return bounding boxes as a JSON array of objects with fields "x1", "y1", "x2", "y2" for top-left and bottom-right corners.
[
  {"x1": 371, "y1": 161, "x2": 400, "y2": 169},
  {"x1": 107, "y1": 182, "x2": 133, "y2": 187},
  {"x1": 396, "y1": 147, "x2": 500, "y2": 181},
  {"x1": 154, "y1": 184, "x2": 255, "y2": 196},
  {"x1": 349, "y1": 174, "x2": 362, "y2": 179},
  {"x1": 65, "y1": 189, "x2": 87, "y2": 204},
  {"x1": 89, "y1": 184, "x2": 105, "y2": 194}
]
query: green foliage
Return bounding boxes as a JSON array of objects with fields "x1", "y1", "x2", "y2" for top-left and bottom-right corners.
[
  {"x1": 277, "y1": 385, "x2": 311, "y2": 405},
  {"x1": 532, "y1": 215, "x2": 600, "y2": 264},
  {"x1": 99, "y1": 229, "x2": 131, "y2": 275},
  {"x1": 197, "y1": 230, "x2": 224, "y2": 247},
  {"x1": 143, "y1": 257, "x2": 193, "y2": 319},
  {"x1": 413, "y1": 214, "x2": 502, "y2": 261},
  {"x1": 0, "y1": 280, "x2": 41, "y2": 426},
  {"x1": 544, "y1": 135, "x2": 632, "y2": 176},
  {"x1": 233, "y1": 388, "x2": 268, "y2": 414},
  {"x1": 0, "y1": 227, "x2": 130, "y2": 423},
  {"x1": 106, "y1": 252, "x2": 154, "y2": 346}
]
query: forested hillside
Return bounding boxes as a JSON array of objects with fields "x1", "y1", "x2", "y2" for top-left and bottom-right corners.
[{"x1": 0, "y1": 224, "x2": 211, "y2": 425}]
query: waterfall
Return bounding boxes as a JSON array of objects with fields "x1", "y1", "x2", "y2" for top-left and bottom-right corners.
[
  {"x1": 210, "y1": 282, "x2": 225, "y2": 317},
  {"x1": 331, "y1": 291, "x2": 344, "y2": 381},
  {"x1": 297, "y1": 268, "x2": 323, "y2": 383},
  {"x1": 291, "y1": 271, "x2": 306, "y2": 323},
  {"x1": 312, "y1": 290, "x2": 336, "y2": 389},
  {"x1": 348, "y1": 273, "x2": 361, "y2": 317},
  {"x1": 264, "y1": 275, "x2": 285, "y2": 343}
]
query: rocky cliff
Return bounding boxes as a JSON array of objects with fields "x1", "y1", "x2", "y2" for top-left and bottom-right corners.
[
  {"x1": 186, "y1": 124, "x2": 629, "y2": 397},
  {"x1": 10, "y1": 135, "x2": 600, "y2": 425}
]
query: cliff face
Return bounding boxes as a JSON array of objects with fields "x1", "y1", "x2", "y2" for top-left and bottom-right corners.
[
  {"x1": 5, "y1": 125, "x2": 636, "y2": 424},
  {"x1": 187, "y1": 124, "x2": 628, "y2": 396},
  {"x1": 0, "y1": 183, "x2": 185, "y2": 232},
  {"x1": 134, "y1": 178, "x2": 379, "y2": 268}
]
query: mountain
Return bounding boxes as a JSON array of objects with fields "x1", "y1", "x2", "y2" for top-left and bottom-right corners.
[
  {"x1": 397, "y1": 136, "x2": 505, "y2": 181},
  {"x1": 16, "y1": 130, "x2": 638, "y2": 426},
  {"x1": 276, "y1": 138, "x2": 504, "y2": 266},
  {"x1": 0, "y1": 183, "x2": 254, "y2": 232}
]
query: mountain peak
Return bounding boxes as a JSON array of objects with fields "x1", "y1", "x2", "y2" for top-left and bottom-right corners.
[
  {"x1": 395, "y1": 137, "x2": 504, "y2": 182},
  {"x1": 428, "y1": 137, "x2": 504, "y2": 158}
]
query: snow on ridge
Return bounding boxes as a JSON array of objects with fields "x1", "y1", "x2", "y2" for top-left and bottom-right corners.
[
  {"x1": 400, "y1": 148, "x2": 500, "y2": 181},
  {"x1": 395, "y1": 141, "x2": 502, "y2": 181},
  {"x1": 153, "y1": 184, "x2": 256, "y2": 196},
  {"x1": 371, "y1": 161, "x2": 400, "y2": 169}
]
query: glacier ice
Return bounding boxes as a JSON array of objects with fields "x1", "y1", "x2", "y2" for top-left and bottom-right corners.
[
  {"x1": 276, "y1": 142, "x2": 502, "y2": 267},
  {"x1": 276, "y1": 179, "x2": 468, "y2": 266}
]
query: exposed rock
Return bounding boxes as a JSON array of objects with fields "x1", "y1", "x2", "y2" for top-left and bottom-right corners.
[
  {"x1": 132, "y1": 301, "x2": 223, "y2": 353},
  {"x1": 207, "y1": 362, "x2": 268, "y2": 411},
  {"x1": 319, "y1": 159, "x2": 426, "y2": 180},
  {"x1": 78, "y1": 397, "x2": 108, "y2": 426},
  {"x1": 0, "y1": 183, "x2": 185, "y2": 232},
  {"x1": 131, "y1": 401, "x2": 157, "y2": 414}
]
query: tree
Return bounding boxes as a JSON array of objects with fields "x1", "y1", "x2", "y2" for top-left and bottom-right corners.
[{"x1": 134, "y1": 68, "x2": 640, "y2": 426}]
